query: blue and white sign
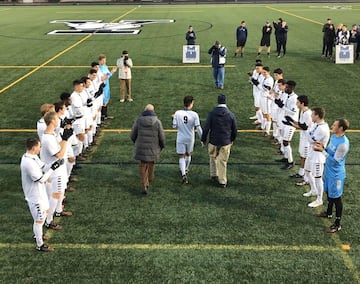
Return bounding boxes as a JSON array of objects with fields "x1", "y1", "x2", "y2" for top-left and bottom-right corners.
[
  {"x1": 183, "y1": 45, "x2": 200, "y2": 63},
  {"x1": 335, "y1": 45, "x2": 354, "y2": 64}
]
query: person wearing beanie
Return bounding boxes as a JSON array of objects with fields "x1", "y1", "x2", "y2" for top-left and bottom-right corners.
[
  {"x1": 116, "y1": 50, "x2": 133, "y2": 103},
  {"x1": 201, "y1": 94, "x2": 237, "y2": 188},
  {"x1": 208, "y1": 40, "x2": 227, "y2": 89}
]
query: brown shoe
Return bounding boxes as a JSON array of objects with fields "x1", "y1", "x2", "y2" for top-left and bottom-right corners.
[
  {"x1": 85, "y1": 147, "x2": 94, "y2": 153},
  {"x1": 66, "y1": 186, "x2": 76, "y2": 192},
  {"x1": 45, "y1": 222, "x2": 63, "y2": 230},
  {"x1": 76, "y1": 155, "x2": 86, "y2": 161},
  {"x1": 36, "y1": 244, "x2": 54, "y2": 252},
  {"x1": 69, "y1": 176, "x2": 79, "y2": 182},
  {"x1": 54, "y1": 211, "x2": 73, "y2": 217}
]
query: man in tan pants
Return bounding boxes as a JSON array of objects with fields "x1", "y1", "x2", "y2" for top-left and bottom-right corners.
[
  {"x1": 201, "y1": 95, "x2": 238, "y2": 188},
  {"x1": 117, "y1": 50, "x2": 133, "y2": 103}
]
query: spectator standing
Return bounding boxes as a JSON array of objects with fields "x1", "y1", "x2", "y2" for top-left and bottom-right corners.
[
  {"x1": 257, "y1": 21, "x2": 272, "y2": 58},
  {"x1": 130, "y1": 104, "x2": 165, "y2": 195},
  {"x1": 322, "y1": 18, "x2": 333, "y2": 57},
  {"x1": 116, "y1": 50, "x2": 133, "y2": 103},
  {"x1": 234, "y1": 21, "x2": 248, "y2": 57},
  {"x1": 208, "y1": 40, "x2": 227, "y2": 89},
  {"x1": 201, "y1": 95, "x2": 237, "y2": 188},
  {"x1": 185, "y1": 25, "x2": 197, "y2": 45}
]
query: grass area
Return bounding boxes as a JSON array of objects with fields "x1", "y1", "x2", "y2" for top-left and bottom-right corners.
[{"x1": 0, "y1": 3, "x2": 360, "y2": 283}]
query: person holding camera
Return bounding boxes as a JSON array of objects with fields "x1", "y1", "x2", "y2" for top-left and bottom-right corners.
[
  {"x1": 208, "y1": 40, "x2": 227, "y2": 89},
  {"x1": 117, "y1": 50, "x2": 133, "y2": 103}
]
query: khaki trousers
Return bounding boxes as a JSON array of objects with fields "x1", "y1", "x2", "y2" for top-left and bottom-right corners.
[
  {"x1": 139, "y1": 161, "x2": 155, "y2": 189},
  {"x1": 120, "y1": 79, "x2": 132, "y2": 100},
  {"x1": 208, "y1": 143, "x2": 232, "y2": 185}
]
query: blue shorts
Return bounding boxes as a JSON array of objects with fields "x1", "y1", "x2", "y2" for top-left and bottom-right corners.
[{"x1": 324, "y1": 176, "x2": 345, "y2": 199}]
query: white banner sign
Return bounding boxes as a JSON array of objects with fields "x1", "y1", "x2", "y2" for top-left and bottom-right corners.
[
  {"x1": 183, "y1": 45, "x2": 200, "y2": 63},
  {"x1": 335, "y1": 45, "x2": 354, "y2": 64}
]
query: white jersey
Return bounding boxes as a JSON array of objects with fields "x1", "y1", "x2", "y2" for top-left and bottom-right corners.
[
  {"x1": 20, "y1": 153, "x2": 49, "y2": 205},
  {"x1": 250, "y1": 70, "x2": 264, "y2": 95},
  {"x1": 307, "y1": 121, "x2": 330, "y2": 163},
  {"x1": 71, "y1": 91, "x2": 85, "y2": 118},
  {"x1": 283, "y1": 92, "x2": 299, "y2": 120},
  {"x1": 299, "y1": 109, "x2": 313, "y2": 142},
  {"x1": 173, "y1": 109, "x2": 202, "y2": 144},
  {"x1": 40, "y1": 133, "x2": 61, "y2": 170},
  {"x1": 37, "y1": 117, "x2": 46, "y2": 140}
]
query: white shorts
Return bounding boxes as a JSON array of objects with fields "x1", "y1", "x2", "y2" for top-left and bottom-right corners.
[
  {"x1": 253, "y1": 92, "x2": 260, "y2": 108},
  {"x1": 176, "y1": 141, "x2": 194, "y2": 154},
  {"x1": 50, "y1": 166, "x2": 68, "y2": 194},
  {"x1": 28, "y1": 201, "x2": 49, "y2": 223},
  {"x1": 299, "y1": 139, "x2": 310, "y2": 158},
  {"x1": 260, "y1": 96, "x2": 271, "y2": 114},
  {"x1": 304, "y1": 159, "x2": 324, "y2": 178},
  {"x1": 73, "y1": 117, "x2": 85, "y2": 135},
  {"x1": 282, "y1": 125, "x2": 296, "y2": 142}
]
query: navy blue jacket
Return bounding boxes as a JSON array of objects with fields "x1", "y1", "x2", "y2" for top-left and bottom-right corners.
[{"x1": 201, "y1": 106, "x2": 237, "y2": 146}]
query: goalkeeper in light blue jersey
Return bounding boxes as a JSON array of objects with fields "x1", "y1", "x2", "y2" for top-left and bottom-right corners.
[{"x1": 314, "y1": 118, "x2": 350, "y2": 233}]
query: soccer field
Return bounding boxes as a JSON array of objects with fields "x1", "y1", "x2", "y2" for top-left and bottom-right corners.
[{"x1": 0, "y1": 3, "x2": 360, "y2": 283}]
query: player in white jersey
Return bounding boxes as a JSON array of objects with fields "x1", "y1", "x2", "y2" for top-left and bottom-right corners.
[
  {"x1": 40, "y1": 112, "x2": 73, "y2": 230},
  {"x1": 269, "y1": 69, "x2": 284, "y2": 144},
  {"x1": 258, "y1": 66, "x2": 274, "y2": 136},
  {"x1": 271, "y1": 79, "x2": 287, "y2": 152},
  {"x1": 247, "y1": 62, "x2": 264, "y2": 125},
  {"x1": 303, "y1": 107, "x2": 330, "y2": 208},
  {"x1": 20, "y1": 137, "x2": 64, "y2": 252},
  {"x1": 286, "y1": 96, "x2": 313, "y2": 185},
  {"x1": 37, "y1": 104, "x2": 55, "y2": 140},
  {"x1": 274, "y1": 80, "x2": 298, "y2": 170},
  {"x1": 172, "y1": 96, "x2": 203, "y2": 184}
]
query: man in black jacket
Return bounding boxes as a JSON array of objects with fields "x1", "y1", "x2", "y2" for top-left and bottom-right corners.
[{"x1": 201, "y1": 95, "x2": 237, "y2": 188}]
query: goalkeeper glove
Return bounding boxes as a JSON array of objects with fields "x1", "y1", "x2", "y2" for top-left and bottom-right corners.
[{"x1": 61, "y1": 128, "x2": 73, "y2": 141}]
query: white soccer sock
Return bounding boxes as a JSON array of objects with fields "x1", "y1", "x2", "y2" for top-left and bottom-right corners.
[
  {"x1": 261, "y1": 117, "x2": 266, "y2": 130},
  {"x1": 315, "y1": 177, "x2": 324, "y2": 201},
  {"x1": 179, "y1": 158, "x2": 186, "y2": 176},
  {"x1": 83, "y1": 134, "x2": 89, "y2": 149},
  {"x1": 284, "y1": 145, "x2": 293, "y2": 163},
  {"x1": 56, "y1": 194, "x2": 64, "y2": 213},
  {"x1": 265, "y1": 120, "x2": 271, "y2": 135},
  {"x1": 33, "y1": 222, "x2": 44, "y2": 247},
  {"x1": 272, "y1": 122, "x2": 278, "y2": 138},
  {"x1": 305, "y1": 171, "x2": 316, "y2": 194},
  {"x1": 256, "y1": 110, "x2": 263, "y2": 123},
  {"x1": 46, "y1": 197, "x2": 57, "y2": 224},
  {"x1": 298, "y1": 168, "x2": 305, "y2": 176},
  {"x1": 185, "y1": 156, "x2": 191, "y2": 171},
  {"x1": 87, "y1": 130, "x2": 93, "y2": 145}
]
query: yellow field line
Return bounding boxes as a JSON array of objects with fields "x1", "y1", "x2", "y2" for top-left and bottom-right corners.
[
  {"x1": 0, "y1": 7, "x2": 139, "y2": 95},
  {"x1": 0, "y1": 65, "x2": 234, "y2": 69},
  {"x1": 0, "y1": 242, "x2": 342, "y2": 252},
  {"x1": 318, "y1": 216, "x2": 360, "y2": 283},
  {"x1": 266, "y1": 6, "x2": 323, "y2": 25}
]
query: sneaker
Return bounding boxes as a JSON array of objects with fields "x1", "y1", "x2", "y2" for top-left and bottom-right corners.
[
  {"x1": 69, "y1": 176, "x2": 79, "y2": 183},
  {"x1": 296, "y1": 180, "x2": 309, "y2": 186},
  {"x1": 182, "y1": 175, "x2": 189, "y2": 184},
  {"x1": 141, "y1": 187, "x2": 148, "y2": 195},
  {"x1": 308, "y1": 199, "x2": 323, "y2": 208},
  {"x1": 218, "y1": 183, "x2": 227, "y2": 188},
  {"x1": 36, "y1": 244, "x2": 54, "y2": 252},
  {"x1": 54, "y1": 211, "x2": 73, "y2": 217},
  {"x1": 127, "y1": 98, "x2": 133, "y2": 102},
  {"x1": 289, "y1": 173, "x2": 303, "y2": 178},
  {"x1": 275, "y1": 158, "x2": 287, "y2": 163},
  {"x1": 326, "y1": 223, "x2": 341, "y2": 233},
  {"x1": 105, "y1": 116, "x2": 114, "y2": 120},
  {"x1": 281, "y1": 162, "x2": 295, "y2": 170},
  {"x1": 303, "y1": 191, "x2": 316, "y2": 197},
  {"x1": 66, "y1": 186, "x2": 75, "y2": 192},
  {"x1": 316, "y1": 212, "x2": 332, "y2": 219},
  {"x1": 45, "y1": 221, "x2": 63, "y2": 230},
  {"x1": 210, "y1": 176, "x2": 219, "y2": 183},
  {"x1": 33, "y1": 235, "x2": 49, "y2": 241},
  {"x1": 120, "y1": 99, "x2": 125, "y2": 103},
  {"x1": 253, "y1": 120, "x2": 261, "y2": 125},
  {"x1": 249, "y1": 115, "x2": 257, "y2": 120}
]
